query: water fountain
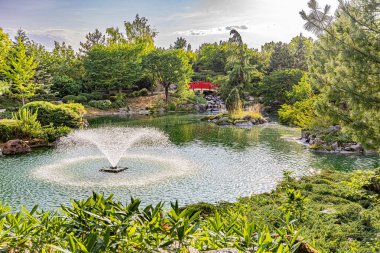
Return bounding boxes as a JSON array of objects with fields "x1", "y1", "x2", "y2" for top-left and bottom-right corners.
[{"x1": 59, "y1": 127, "x2": 170, "y2": 173}]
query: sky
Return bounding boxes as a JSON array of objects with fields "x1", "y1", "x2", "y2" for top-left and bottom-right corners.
[{"x1": 0, "y1": 0, "x2": 339, "y2": 51}]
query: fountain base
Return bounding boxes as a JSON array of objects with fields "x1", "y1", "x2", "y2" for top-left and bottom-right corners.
[{"x1": 99, "y1": 166, "x2": 128, "y2": 173}]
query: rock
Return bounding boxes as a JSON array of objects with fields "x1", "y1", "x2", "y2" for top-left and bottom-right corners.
[
  {"x1": 328, "y1": 125, "x2": 341, "y2": 132},
  {"x1": 217, "y1": 121, "x2": 232, "y2": 126},
  {"x1": 242, "y1": 115, "x2": 252, "y2": 121},
  {"x1": 364, "y1": 149, "x2": 379, "y2": 155},
  {"x1": 2, "y1": 139, "x2": 31, "y2": 155},
  {"x1": 234, "y1": 120, "x2": 253, "y2": 127},
  {"x1": 350, "y1": 143, "x2": 363, "y2": 152},
  {"x1": 0, "y1": 109, "x2": 6, "y2": 113},
  {"x1": 331, "y1": 142, "x2": 339, "y2": 150},
  {"x1": 313, "y1": 137, "x2": 323, "y2": 145},
  {"x1": 28, "y1": 138, "x2": 48, "y2": 148}
]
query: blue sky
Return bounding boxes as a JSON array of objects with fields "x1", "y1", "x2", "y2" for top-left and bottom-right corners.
[{"x1": 0, "y1": 0, "x2": 338, "y2": 51}]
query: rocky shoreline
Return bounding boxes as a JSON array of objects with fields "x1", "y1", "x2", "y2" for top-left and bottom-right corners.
[
  {"x1": 202, "y1": 113, "x2": 269, "y2": 127},
  {"x1": 300, "y1": 128, "x2": 378, "y2": 155}
]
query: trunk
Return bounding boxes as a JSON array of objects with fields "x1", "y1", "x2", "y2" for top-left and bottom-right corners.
[
  {"x1": 164, "y1": 85, "x2": 169, "y2": 103},
  {"x1": 22, "y1": 97, "x2": 25, "y2": 106}
]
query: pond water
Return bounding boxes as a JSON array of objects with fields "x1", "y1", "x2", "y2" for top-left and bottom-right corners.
[{"x1": 0, "y1": 114, "x2": 378, "y2": 210}]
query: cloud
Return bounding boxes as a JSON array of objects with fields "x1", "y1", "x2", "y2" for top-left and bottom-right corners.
[
  {"x1": 176, "y1": 26, "x2": 232, "y2": 36},
  {"x1": 225, "y1": 25, "x2": 248, "y2": 31},
  {"x1": 4, "y1": 28, "x2": 83, "y2": 50}
]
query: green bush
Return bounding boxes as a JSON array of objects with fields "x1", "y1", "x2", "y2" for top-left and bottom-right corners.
[
  {"x1": 12, "y1": 108, "x2": 44, "y2": 139},
  {"x1": 128, "y1": 90, "x2": 140, "y2": 97},
  {"x1": 22, "y1": 101, "x2": 85, "y2": 128},
  {"x1": 88, "y1": 100, "x2": 113, "y2": 110},
  {"x1": 43, "y1": 125, "x2": 72, "y2": 142},
  {"x1": 139, "y1": 88, "x2": 149, "y2": 96},
  {"x1": 80, "y1": 91, "x2": 104, "y2": 101},
  {"x1": 111, "y1": 93, "x2": 126, "y2": 108},
  {"x1": 62, "y1": 95, "x2": 87, "y2": 104},
  {"x1": 0, "y1": 119, "x2": 18, "y2": 142},
  {"x1": 59, "y1": 103, "x2": 86, "y2": 116}
]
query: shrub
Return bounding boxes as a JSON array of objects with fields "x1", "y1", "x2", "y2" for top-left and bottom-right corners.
[
  {"x1": 62, "y1": 95, "x2": 87, "y2": 104},
  {"x1": 226, "y1": 88, "x2": 242, "y2": 115},
  {"x1": 111, "y1": 93, "x2": 126, "y2": 108},
  {"x1": 59, "y1": 103, "x2": 86, "y2": 116},
  {"x1": 23, "y1": 101, "x2": 85, "y2": 128},
  {"x1": 0, "y1": 119, "x2": 18, "y2": 142},
  {"x1": 80, "y1": 91, "x2": 104, "y2": 101},
  {"x1": 128, "y1": 90, "x2": 140, "y2": 97},
  {"x1": 43, "y1": 125, "x2": 72, "y2": 142},
  {"x1": 139, "y1": 88, "x2": 149, "y2": 96},
  {"x1": 88, "y1": 100, "x2": 113, "y2": 110},
  {"x1": 12, "y1": 108, "x2": 44, "y2": 139}
]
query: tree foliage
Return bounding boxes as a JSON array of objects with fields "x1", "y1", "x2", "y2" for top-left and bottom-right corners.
[
  {"x1": 3, "y1": 36, "x2": 39, "y2": 105},
  {"x1": 143, "y1": 49, "x2": 192, "y2": 102},
  {"x1": 79, "y1": 29, "x2": 106, "y2": 54},
  {"x1": 84, "y1": 43, "x2": 144, "y2": 93},
  {"x1": 301, "y1": 0, "x2": 380, "y2": 148}
]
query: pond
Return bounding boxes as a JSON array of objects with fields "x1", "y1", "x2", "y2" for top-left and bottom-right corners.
[{"x1": 0, "y1": 114, "x2": 378, "y2": 210}]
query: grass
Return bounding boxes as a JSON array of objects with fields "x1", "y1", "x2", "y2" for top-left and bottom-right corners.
[
  {"x1": 229, "y1": 104, "x2": 263, "y2": 120},
  {"x1": 189, "y1": 169, "x2": 380, "y2": 252}
]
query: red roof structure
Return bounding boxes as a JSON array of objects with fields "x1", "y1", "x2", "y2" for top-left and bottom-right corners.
[{"x1": 188, "y1": 81, "x2": 219, "y2": 91}]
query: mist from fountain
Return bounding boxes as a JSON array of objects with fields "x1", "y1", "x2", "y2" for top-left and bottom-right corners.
[{"x1": 58, "y1": 127, "x2": 171, "y2": 167}]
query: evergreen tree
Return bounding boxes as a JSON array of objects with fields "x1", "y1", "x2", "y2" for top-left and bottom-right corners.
[
  {"x1": 301, "y1": 0, "x2": 380, "y2": 148},
  {"x1": 3, "y1": 36, "x2": 38, "y2": 105},
  {"x1": 292, "y1": 34, "x2": 308, "y2": 71},
  {"x1": 124, "y1": 14, "x2": 157, "y2": 46},
  {"x1": 269, "y1": 42, "x2": 294, "y2": 72},
  {"x1": 79, "y1": 29, "x2": 106, "y2": 54},
  {"x1": 173, "y1": 37, "x2": 187, "y2": 50}
]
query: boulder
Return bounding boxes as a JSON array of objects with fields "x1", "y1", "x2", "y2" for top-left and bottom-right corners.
[
  {"x1": 2, "y1": 139, "x2": 31, "y2": 155},
  {"x1": 217, "y1": 121, "x2": 232, "y2": 126},
  {"x1": 350, "y1": 143, "x2": 363, "y2": 152},
  {"x1": 328, "y1": 125, "x2": 341, "y2": 132},
  {"x1": 242, "y1": 115, "x2": 252, "y2": 121},
  {"x1": 331, "y1": 142, "x2": 339, "y2": 150},
  {"x1": 313, "y1": 137, "x2": 323, "y2": 145},
  {"x1": 234, "y1": 120, "x2": 253, "y2": 127}
]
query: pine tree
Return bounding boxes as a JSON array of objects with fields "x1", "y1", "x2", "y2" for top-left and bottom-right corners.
[
  {"x1": 4, "y1": 36, "x2": 38, "y2": 105},
  {"x1": 301, "y1": 0, "x2": 380, "y2": 148}
]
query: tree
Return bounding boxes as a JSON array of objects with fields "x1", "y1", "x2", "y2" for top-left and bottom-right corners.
[
  {"x1": 0, "y1": 28, "x2": 12, "y2": 95},
  {"x1": 48, "y1": 41, "x2": 83, "y2": 97},
  {"x1": 124, "y1": 14, "x2": 157, "y2": 46},
  {"x1": 291, "y1": 34, "x2": 312, "y2": 71},
  {"x1": 172, "y1": 37, "x2": 187, "y2": 50},
  {"x1": 85, "y1": 43, "x2": 143, "y2": 93},
  {"x1": 79, "y1": 29, "x2": 106, "y2": 54},
  {"x1": 143, "y1": 49, "x2": 192, "y2": 102},
  {"x1": 269, "y1": 42, "x2": 294, "y2": 72},
  {"x1": 3, "y1": 36, "x2": 38, "y2": 105},
  {"x1": 194, "y1": 42, "x2": 229, "y2": 75},
  {"x1": 301, "y1": 0, "x2": 380, "y2": 148},
  {"x1": 258, "y1": 69, "x2": 304, "y2": 108},
  {"x1": 222, "y1": 29, "x2": 257, "y2": 98},
  {"x1": 106, "y1": 27, "x2": 125, "y2": 45}
]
